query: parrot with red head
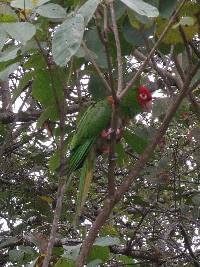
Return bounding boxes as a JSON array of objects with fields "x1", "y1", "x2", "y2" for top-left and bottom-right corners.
[{"x1": 60, "y1": 85, "x2": 152, "y2": 221}]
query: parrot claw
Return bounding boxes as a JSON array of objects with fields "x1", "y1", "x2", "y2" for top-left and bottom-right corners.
[
  {"x1": 101, "y1": 128, "x2": 122, "y2": 140},
  {"x1": 101, "y1": 128, "x2": 113, "y2": 139}
]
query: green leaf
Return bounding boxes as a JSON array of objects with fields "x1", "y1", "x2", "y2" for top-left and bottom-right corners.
[
  {"x1": 52, "y1": 14, "x2": 84, "y2": 66},
  {"x1": 23, "y1": 53, "x2": 47, "y2": 69},
  {"x1": 112, "y1": 1, "x2": 127, "y2": 20},
  {"x1": 52, "y1": 247, "x2": 64, "y2": 257},
  {"x1": 132, "y1": 195, "x2": 149, "y2": 206},
  {"x1": 116, "y1": 143, "x2": 128, "y2": 167},
  {"x1": 0, "y1": 62, "x2": 19, "y2": 81},
  {"x1": 124, "y1": 129, "x2": 148, "y2": 154},
  {"x1": 0, "y1": 3, "x2": 18, "y2": 22},
  {"x1": 156, "y1": 16, "x2": 198, "y2": 44},
  {"x1": 32, "y1": 69, "x2": 64, "y2": 107},
  {"x1": 85, "y1": 28, "x2": 107, "y2": 68},
  {"x1": 2, "y1": 22, "x2": 36, "y2": 44},
  {"x1": 9, "y1": 249, "x2": 23, "y2": 262},
  {"x1": 26, "y1": 256, "x2": 39, "y2": 267},
  {"x1": 94, "y1": 236, "x2": 120, "y2": 246},
  {"x1": 120, "y1": 0, "x2": 159, "y2": 17},
  {"x1": 0, "y1": 13, "x2": 17, "y2": 22},
  {"x1": 159, "y1": 0, "x2": 177, "y2": 18},
  {"x1": 0, "y1": 28, "x2": 7, "y2": 50},
  {"x1": 172, "y1": 16, "x2": 195, "y2": 29},
  {"x1": 55, "y1": 258, "x2": 75, "y2": 267},
  {"x1": 192, "y1": 194, "x2": 200, "y2": 206},
  {"x1": 88, "y1": 76, "x2": 108, "y2": 101},
  {"x1": 192, "y1": 206, "x2": 200, "y2": 220},
  {"x1": 63, "y1": 244, "x2": 81, "y2": 260},
  {"x1": 152, "y1": 97, "x2": 170, "y2": 118},
  {"x1": 11, "y1": 0, "x2": 50, "y2": 9},
  {"x1": 117, "y1": 255, "x2": 133, "y2": 265},
  {"x1": 0, "y1": 46, "x2": 20, "y2": 62},
  {"x1": 9, "y1": 246, "x2": 36, "y2": 263},
  {"x1": 123, "y1": 17, "x2": 154, "y2": 46},
  {"x1": 12, "y1": 71, "x2": 34, "y2": 103},
  {"x1": 0, "y1": 236, "x2": 20, "y2": 249},
  {"x1": 128, "y1": 9, "x2": 153, "y2": 28},
  {"x1": 87, "y1": 259, "x2": 102, "y2": 267},
  {"x1": 37, "y1": 106, "x2": 59, "y2": 129},
  {"x1": 36, "y1": 3, "x2": 66, "y2": 19},
  {"x1": 100, "y1": 225, "x2": 119, "y2": 237},
  {"x1": 78, "y1": 0, "x2": 101, "y2": 25},
  {"x1": 87, "y1": 246, "x2": 109, "y2": 263}
]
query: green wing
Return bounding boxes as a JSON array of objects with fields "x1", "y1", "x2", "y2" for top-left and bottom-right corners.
[
  {"x1": 70, "y1": 98, "x2": 112, "y2": 151},
  {"x1": 74, "y1": 148, "x2": 95, "y2": 226},
  {"x1": 58, "y1": 98, "x2": 112, "y2": 176},
  {"x1": 69, "y1": 98, "x2": 112, "y2": 224}
]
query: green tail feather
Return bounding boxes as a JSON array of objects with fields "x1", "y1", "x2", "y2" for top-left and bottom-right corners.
[
  {"x1": 58, "y1": 137, "x2": 96, "y2": 177},
  {"x1": 74, "y1": 148, "x2": 95, "y2": 225}
]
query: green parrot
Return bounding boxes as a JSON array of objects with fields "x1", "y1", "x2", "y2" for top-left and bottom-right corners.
[{"x1": 59, "y1": 85, "x2": 152, "y2": 220}]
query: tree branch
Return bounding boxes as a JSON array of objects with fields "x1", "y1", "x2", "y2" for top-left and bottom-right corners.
[
  {"x1": 109, "y1": 2, "x2": 123, "y2": 94},
  {"x1": 118, "y1": 0, "x2": 187, "y2": 100},
  {"x1": 81, "y1": 40, "x2": 112, "y2": 93},
  {"x1": 179, "y1": 224, "x2": 200, "y2": 267},
  {"x1": 75, "y1": 60, "x2": 199, "y2": 267},
  {"x1": 0, "y1": 102, "x2": 90, "y2": 124}
]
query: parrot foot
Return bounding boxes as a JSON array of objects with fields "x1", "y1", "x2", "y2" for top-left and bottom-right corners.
[
  {"x1": 101, "y1": 128, "x2": 113, "y2": 139},
  {"x1": 101, "y1": 128, "x2": 122, "y2": 140}
]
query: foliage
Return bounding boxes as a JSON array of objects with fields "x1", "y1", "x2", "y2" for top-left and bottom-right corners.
[{"x1": 0, "y1": 0, "x2": 200, "y2": 266}]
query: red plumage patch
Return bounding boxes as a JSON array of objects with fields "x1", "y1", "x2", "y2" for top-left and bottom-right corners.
[{"x1": 137, "y1": 85, "x2": 152, "y2": 112}]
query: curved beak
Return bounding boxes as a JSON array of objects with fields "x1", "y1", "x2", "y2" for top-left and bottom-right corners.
[{"x1": 143, "y1": 100, "x2": 152, "y2": 113}]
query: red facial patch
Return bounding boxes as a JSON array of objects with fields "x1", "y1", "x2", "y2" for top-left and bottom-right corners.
[{"x1": 137, "y1": 85, "x2": 152, "y2": 112}]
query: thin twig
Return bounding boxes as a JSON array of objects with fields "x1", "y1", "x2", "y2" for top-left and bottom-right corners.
[
  {"x1": 173, "y1": 54, "x2": 186, "y2": 82},
  {"x1": 189, "y1": 41, "x2": 200, "y2": 58},
  {"x1": 107, "y1": 109, "x2": 118, "y2": 197},
  {"x1": 118, "y1": 0, "x2": 187, "y2": 100},
  {"x1": 133, "y1": 48, "x2": 200, "y2": 122},
  {"x1": 75, "y1": 60, "x2": 199, "y2": 267},
  {"x1": 95, "y1": 9, "x2": 114, "y2": 90},
  {"x1": 42, "y1": 61, "x2": 74, "y2": 267},
  {"x1": 142, "y1": 37, "x2": 177, "y2": 95},
  {"x1": 41, "y1": 178, "x2": 67, "y2": 267},
  {"x1": 81, "y1": 40, "x2": 112, "y2": 93},
  {"x1": 188, "y1": 92, "x2": 200, "y2": 118},
  {"x1": 109, "y1": 2, "x2": 123, "y2": 94},
  {"x1": 179, "y1": 25, "x2": 192, "y2": 66},
  {"x1": 179, "y1": 224, "x2": 200, "y2": 267},
  {"x1": 126, "y1": 203, "x2": 155, "y2": 253}
]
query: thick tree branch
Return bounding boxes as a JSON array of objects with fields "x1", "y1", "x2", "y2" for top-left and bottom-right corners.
[
  {"x1": 75, "y1": 59, "x2": 199, "y2": 267},
  {"x1": 110, "y1": 246, "x2": 162, "y2": 264},
  {"x1": 0, "y1": 102, "x2": 90, "y2": 124},
  {"x1": 41, "y1": 177, "x2": 67, "y2": 267},
  {"x1": 0, "y1": 81, "x2": 12, "y2": 112}
]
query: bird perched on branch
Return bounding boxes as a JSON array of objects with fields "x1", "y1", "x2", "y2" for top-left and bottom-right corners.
[{"x1": 59, "y1": 85, "x2": 152, "y2": 221}]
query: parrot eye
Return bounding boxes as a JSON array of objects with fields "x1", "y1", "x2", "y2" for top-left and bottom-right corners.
[{"x1": 139, "y1": 93, "x2": 147, "y2": 100}]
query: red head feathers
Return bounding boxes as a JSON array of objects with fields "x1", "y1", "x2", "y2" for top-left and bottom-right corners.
[{"x1": 137, "y1": 85, "x2": 152, "y2": 112}]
